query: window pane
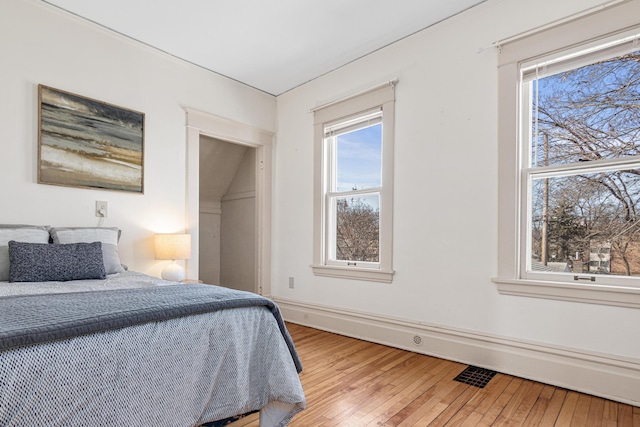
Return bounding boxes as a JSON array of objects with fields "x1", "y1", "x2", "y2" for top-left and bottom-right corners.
[
  {"x1": 530, "y1": 49, "x2": 640, "y2": 167},
  {"x1": 335, "y1": 194, "x2": 380, "y2": 262},
  {"x1": 336, "y1": 124, "x2": 382, "y2": 192},
  {"x1": 529, "y1": 169, "x2": 640, "y2": 276}
]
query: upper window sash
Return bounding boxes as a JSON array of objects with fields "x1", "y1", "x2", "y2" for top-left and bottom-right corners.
[
  {"x1": 325, "y1": 118, "x2": 383, "y2": 194},
  {"x1": 324, "y1": 109, "x2": 382, "y2": 138},
  {"x1": 521, "y1": 35, "x2": 640, "y2": 83}
]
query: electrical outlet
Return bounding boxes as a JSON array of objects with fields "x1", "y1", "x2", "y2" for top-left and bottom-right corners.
[
  {"x1": 288, "y1": 277, "x2": 295, "y2": 289},
  {"x1": 95, "y1": 201, "x2": 108, "y2": 218}
]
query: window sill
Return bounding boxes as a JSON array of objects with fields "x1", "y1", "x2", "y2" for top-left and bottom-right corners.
[
  {"x1": 311, "y1": 265, "x2": 394, "y2": 283},
  {"x1": 493, "y1": 277, "x2": 640, "y2": 309}
]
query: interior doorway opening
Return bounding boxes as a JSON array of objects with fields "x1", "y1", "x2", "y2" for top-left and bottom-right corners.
[
  {"x1": 199, "y1": 136, "x2": 256, "y2": 293},
  {"x1": 185, "y1": 108, "x2": 273, "y2": 296}
]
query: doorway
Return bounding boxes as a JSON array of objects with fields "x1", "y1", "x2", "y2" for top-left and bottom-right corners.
[
  {"x1": 184, "y1": 108, "x2": 274, "y2": 296},
  {"x1": 199, "y1": 136, "x2": 256, "y2": 293}
]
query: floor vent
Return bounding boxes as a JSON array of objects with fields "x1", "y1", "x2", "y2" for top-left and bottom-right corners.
[{"x1": 453, "y1": 366, "x2": 497, "y2": 389}]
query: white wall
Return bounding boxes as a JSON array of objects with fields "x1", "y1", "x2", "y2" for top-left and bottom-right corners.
[
  {"x1": 273, "y1": 0, "x2": 640, "y2": 372},
  {"x1": 1, "y1": 0, "x2": 275, "y2": 277}
]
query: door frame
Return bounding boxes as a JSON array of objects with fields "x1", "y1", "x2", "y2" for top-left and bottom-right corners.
[{"x1": 185, "y1": 108, "x2": 274, "y2": 296}]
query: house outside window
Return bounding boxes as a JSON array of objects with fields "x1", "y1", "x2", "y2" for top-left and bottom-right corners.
[
  {"x1": 312, "y1": 82, "x2": 396, "y2": 282},
  {"x1": 495, "y1": 2, "x2": 640, "y2": 308}
]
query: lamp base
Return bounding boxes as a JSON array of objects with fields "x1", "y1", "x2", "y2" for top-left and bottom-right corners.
[{"x1": 161, "y1": 261, "x2": 185, "y2": 282}]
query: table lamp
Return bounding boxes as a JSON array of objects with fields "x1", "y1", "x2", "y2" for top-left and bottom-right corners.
[{"x1": 155, "y1": 233, "x2": 191, "y2": 281}]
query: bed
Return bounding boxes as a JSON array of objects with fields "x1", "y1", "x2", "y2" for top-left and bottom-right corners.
[{"x1": 0, "y1": 225, "x2": 306, "y2": 427}]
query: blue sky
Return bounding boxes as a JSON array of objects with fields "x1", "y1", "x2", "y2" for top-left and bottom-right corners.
[{"x1": 336, "y1": 124, "x2": 382, "y2": 192}]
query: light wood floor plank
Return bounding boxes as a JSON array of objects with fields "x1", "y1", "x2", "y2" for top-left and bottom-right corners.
[
  {"x1": 571, "y1": 394, "x2": 593, "y2": 426},
  {"x1": 341, "y1": 361, "x2": 457, "y2": 426},
  {"x1": 427, "y1": 385, "x2": 479, "y2": 426},
  {"x1": 470, "y1": 375, "x2": 516, "y2": 417},
  {"x1": 618, "y1": 404, "x2": 634, "y2": 426},
  {"x1": 461, "y1": 374, "x2": 513, "y2": 413},
  {"x1": 587, "y1": 397, "x2": 606, "y2": 427},
  {"x1": 225, "y1": 323, "x2": 639, "y2": 427},
  {"x1": 555, "y1": 391, "x2": 581, "y2": 426},
  {"x1": 360, "y1": 363, "x2": 459, "y2": 426},
  {"x1": 393, "y1": 369, "x2": 474, "y2": 426},
  {"x1": 521, "y1": 393, "x2": 551, "y2": 426},
  {"x1": 493, "y1": 380, "x2": 544, "y2": 425}
]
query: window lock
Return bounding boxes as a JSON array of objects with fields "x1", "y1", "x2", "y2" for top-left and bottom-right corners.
[{"x1": 573, "y1": 276, "x2": 595, "y2": 282}]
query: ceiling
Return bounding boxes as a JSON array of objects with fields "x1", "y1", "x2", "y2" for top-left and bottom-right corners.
[{"x1": 43, "y1": 0, "x2": 486, "y2": 96}]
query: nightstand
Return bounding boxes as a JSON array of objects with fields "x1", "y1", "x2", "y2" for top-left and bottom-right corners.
[{"x1": 181, "y1": 279, "x2": 203, "y2": 284}]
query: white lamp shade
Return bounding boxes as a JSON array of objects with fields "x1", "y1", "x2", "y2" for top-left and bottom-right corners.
[{"x1": 155, "y1": 234, "x2": 191, "y2": 260}]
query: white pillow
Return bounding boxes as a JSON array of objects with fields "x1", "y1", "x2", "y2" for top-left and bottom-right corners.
[
  {"x1": 0, "y1": 226, "x2": 51, "y2": 281},
  {"x1": 49, "y1": 227, "x2": 125, "y2": 275}
]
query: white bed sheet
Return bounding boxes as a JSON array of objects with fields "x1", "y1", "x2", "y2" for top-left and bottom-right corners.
[{"x1": 0, "y1": 270, "x2": 175, "y2": 296}]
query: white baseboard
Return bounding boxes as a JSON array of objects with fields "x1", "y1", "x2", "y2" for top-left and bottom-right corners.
[{"x1": 274, "y1": 297, "x2": 640, "y2": 406}]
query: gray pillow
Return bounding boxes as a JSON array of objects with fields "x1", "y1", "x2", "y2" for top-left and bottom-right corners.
[
  {"x1": 8, "y1": 241, "x2": 106, "y2": 282},
  {"x1": 49, "y1": 227, "x2": 125, "y2": 275},
  {"x1": 0, "y1": 226, "x2": 50, "y2": 281}
]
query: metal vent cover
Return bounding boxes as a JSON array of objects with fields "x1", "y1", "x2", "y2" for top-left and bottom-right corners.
[{"x1": 453, "y1": 365, "x2": 497, "y2": 388}]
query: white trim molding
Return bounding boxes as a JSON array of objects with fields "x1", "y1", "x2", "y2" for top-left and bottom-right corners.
[
  {"x1": 275, "y1": 297, "x2": 640, "y2": 406},
  {"x1": 493, "y1": 277, "x2": 640, "y2": 309},
  {"x1": 311, "y1": 264, "x2": 394, "y2": 283}
]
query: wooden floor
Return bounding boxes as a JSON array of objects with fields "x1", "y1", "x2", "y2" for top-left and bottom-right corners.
[{"x1": 232, "y1": 323, "x2": 640, "y2": 426}]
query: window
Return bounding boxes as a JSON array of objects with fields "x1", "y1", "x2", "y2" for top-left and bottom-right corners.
[
  {"x1": 521, "y1": 37, "x2": 640, "y2": 286},
  {"x1": 495, "y1": 2, "x2": 640, "y2": 308},
  {"x1": 312, "y1": 82, "x2": 396, "y2": 282}
]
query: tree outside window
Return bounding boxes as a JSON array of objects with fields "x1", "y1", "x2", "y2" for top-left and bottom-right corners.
[{"x1": 526, "y1": 47, "x2": 640, "y2": 278}]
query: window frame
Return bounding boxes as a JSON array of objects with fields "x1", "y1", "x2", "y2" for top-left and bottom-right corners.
[
  {"x1": 312, "y1": 82, "x2": 396, "y2": 283},
  {"x1": 494, "y1": 2, "x2": 640, "y2": 308},
  {"x1": 521, "y1": 50, "x2": 640, "y2": 287}
]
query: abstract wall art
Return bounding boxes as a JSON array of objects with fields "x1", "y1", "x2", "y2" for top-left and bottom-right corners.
[{"x1": 38, "y1": 85, "x2": 144, "y2": 193}]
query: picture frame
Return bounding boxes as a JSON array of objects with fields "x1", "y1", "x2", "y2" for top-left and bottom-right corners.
[{"x1": 38, "y1": 84, "x2": 144, "y2": 193}]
